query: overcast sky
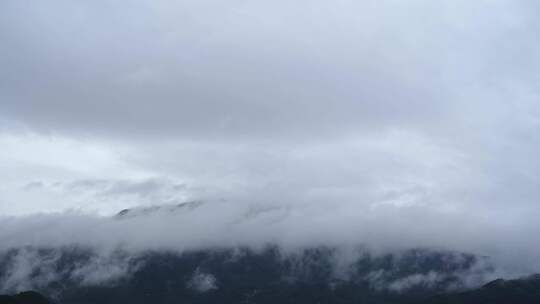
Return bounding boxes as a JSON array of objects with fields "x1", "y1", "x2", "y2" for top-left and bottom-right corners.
[{"x1": 1, "y1": 0, "x2": 540, "y2": 273}]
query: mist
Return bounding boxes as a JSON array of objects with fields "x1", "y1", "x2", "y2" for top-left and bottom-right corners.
[{"x1": 1, "y1": 0, "x2": 540, "y2": 295}]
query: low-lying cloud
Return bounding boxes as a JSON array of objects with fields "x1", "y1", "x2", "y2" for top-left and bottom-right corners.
[
  {"x1": 0, "y1": 200, "x2": 537, "y2": 278},
  {"x1": 1, "y1": 0, "x2": 540, "y2": 294}
]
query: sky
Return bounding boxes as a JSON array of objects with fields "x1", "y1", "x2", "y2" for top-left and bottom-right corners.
[{"x1": 1, "y1": 0, "x2": 540, "y2": 276}]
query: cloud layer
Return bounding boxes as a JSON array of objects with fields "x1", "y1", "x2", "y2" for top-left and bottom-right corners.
[{"x1": 1, "y1": 0, "x2": 540, "y2": 282}]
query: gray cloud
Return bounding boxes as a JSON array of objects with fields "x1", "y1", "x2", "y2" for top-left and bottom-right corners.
[
  {"x1": 0, "y1": 247, "x2": 139, "y2": 293},
  {"x1": 2, "y1": 0, "x2": 538, "y2": 142},
  {"x1": 188, "y1": 268, "x2": 218, "y2": 292},
  {"x1": 0, "y1": 200, "x2": 538, "y2": 278},
  {"x1": 63, "y1": 178, "x2": 187, "y2": 201},
  {"x1": 1, "y1": 0, "x2": 540, "y2": 288}
]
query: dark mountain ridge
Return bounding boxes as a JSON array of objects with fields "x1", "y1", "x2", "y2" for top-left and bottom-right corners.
[
  {"x1": 0, "y1": 245, "x2": 494, "y2": 304},
  {"x1": 5, "y1": 275, "x2": 540, "y2": 304},
  {"x1": 423, "y1": 274, "x2": 540, "y2": 304},
  {"x1": 2, "y1": 245, "x2": 540, "y2": 303},
  {"x1": 0, "y1": 291, "x2": 52, "y2": 304}
]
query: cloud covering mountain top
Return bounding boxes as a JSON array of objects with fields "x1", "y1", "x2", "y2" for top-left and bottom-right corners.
[{"x1": 1, "y1": 0, "x2": 540, "y2": 281}]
